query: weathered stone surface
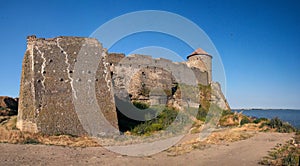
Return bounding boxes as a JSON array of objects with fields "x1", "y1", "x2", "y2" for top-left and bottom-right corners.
[
  {"x1": 0, "y1": 96, "x2": 18, "y2": 116},
  {"x1": 186, "y1": 51, "x2": 212, "y2": 84},
  {"x1": 107, "y1": 52, "x2": 227, "y2": 111},
  {"x1": 17, "y1": 35, "x2": 230, "y2": 136},
  {"x1": 211, "y1": 82, "x2": 231, "y2": 110},
  {"x1": 17, "y1": 36, "x2": 118, "y2": 136},
  {"x1": 109, "y1": 54, "x2": 205, "y2": 109},
  {"x1": 128, "y1": 66, "x2": 175, "y2": 105}
]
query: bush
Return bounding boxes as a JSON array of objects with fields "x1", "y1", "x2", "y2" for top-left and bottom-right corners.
[
  {"x1": 253, "y1": 117, "x2": 268, "y2": 124},
  {"x1": 130, "y1": 107, "x2": 178, "y2": 135},
  {"x1": 133, "y1": 101, "x2": 149, "y2": 110},
  {"x1": 260, "y1": 137, "x2": 300, "y2": 166},
  {"x1": 240, "y1": 116, "x2": 251, "y2": 126},
  {"x1": 264, "y1": 117, "x2": 296, "y2": 133},
  {"x1": 199, "y1": 84, "x2": 211, "y2": 112},
  {"x1": 150, "y1": 123, "x2": 163, "y2": 130},
  {"x1": 222, "y1": 110, "x2": 233, "y2": 116},
  {"x1": 196, "y1": 107, "x2": 207, "y2": 121},
  {"x1": 233, "y1": 114, "x2": 239, "y2": 121},
  {"x1": 282, "y1": 153, "x2": 299, "y2": 166},
  {"x1": 196, "y1": 103, "x2": 229, "y2": 122}
]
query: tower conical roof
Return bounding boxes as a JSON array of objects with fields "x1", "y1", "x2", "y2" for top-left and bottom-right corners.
[{"x1": 187, "y1": 48, "x2": 212, "y2": 59}]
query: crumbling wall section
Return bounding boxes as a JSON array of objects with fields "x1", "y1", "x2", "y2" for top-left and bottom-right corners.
[
  {"x1": 17, "y1": 36, "x2": 118, "y2": 136},
  {"x1": 110, "y1": 54, "x2": 207, "y2": 108},
  {"x1": 211, "y1": 82, "x2": 231, "y2": 111}
]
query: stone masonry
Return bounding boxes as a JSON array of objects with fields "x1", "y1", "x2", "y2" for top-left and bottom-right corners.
[
  {"x1": 17, "y1": 36, "x2": 118, "y2": 136},
  {"x1": 17, "y1": 35, "x2": 230, "y2": 136}
]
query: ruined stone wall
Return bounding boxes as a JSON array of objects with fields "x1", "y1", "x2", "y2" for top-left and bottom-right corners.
[
  {"x1": 17, "y1": 36, "x2": 230, "y2": 136},
  {"x1": 109, "y1": 54, "x2": 208, "y2": 108},
  {"x1": 109, "y1": 54, "x2": 209, "y2": 89},
  {"x1": 211, "y1": 82, "x2": 231, "y2": 110},
  {"x1": 107, "y1": 53, "x2": 125, "y2": 65},
  {"x1": 107, "y1": 53, "x2": 125, "y2": 75},
  {"x1": 17, "y1": 36, "x2": 118, "y2": 136},
  {"x1": 128, "y1": 66, "x2": 176, "y2": 105},
  {"x1": 190, "y1": 67, "x2": 209, "y2": 86}
]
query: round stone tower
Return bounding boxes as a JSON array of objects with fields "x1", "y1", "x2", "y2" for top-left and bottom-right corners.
[{"x1": 186, "y1": 48, "x2": 212, "y2": 84}]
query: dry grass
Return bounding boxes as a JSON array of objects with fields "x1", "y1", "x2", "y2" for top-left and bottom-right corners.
[
  {"x1": 260, "y1": 134, "x2": 300, "y2": 166},
  {"x1": 167, "y1": 139, "x2": 210, "y2": 156},
  {"x1": 190, "y1": 120, "x2": 204, "y2": 134},
  {"x1": 0, "y1": 116, "x2": 100, "y2": 147},
  {"x1": 205, "y1": 129, "x2": 254, "y2": 144},
  {"x1": 167, "y1": 114, "x2": 291, "y2": 156},
  {"x1": 167, "y1": 124, "x2": 259, "y2": 156}
]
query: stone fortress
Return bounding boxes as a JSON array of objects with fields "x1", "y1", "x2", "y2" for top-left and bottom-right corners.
[{"x1": 17, "y1": 35, "x2": 230, "y2": 136}]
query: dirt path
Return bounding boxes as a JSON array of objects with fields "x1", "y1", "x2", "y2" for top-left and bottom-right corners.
[{"x1": 0, "y1": 132, "x2": 294, "y2": 166}]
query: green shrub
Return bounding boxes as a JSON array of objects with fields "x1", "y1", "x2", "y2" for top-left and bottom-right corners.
[
  {"x1": 240, "y1": 116, "x2": 251, "y2": 126},
  {"x1": 222, "y1": 110, "x2": 233, "y2": 116},
  {"x1": 260, "y1": 138, "x2": 300, "y2": 166},
  {"x1": 156, "y1": 108, "x2": 178, "y2": 126},
  {"x1": 130, "y1": 107, "x2": 178, "y2": 135},
  {"x1": 233, "y1": 114, "x2": 239, "y2": 121},
  {"x1": 196, "y1": 107, "x2": 207, "y2": 121},
  {"x1": 198, "y1": 84, "x2": 211, "y2": 111},
  {"x1": 150, "y1": 123, "x2": 163, "y2": 130},
  {"x1": 264, "y1": 117, "x2": 296, "y2": 133},
  {"x1": 196, "y1": 103, "x2": 229, "y2": 122},
  {"x1": 282, "y1": 153, "x2": 299, "y2": 166},
  {"x1": 253, "y1": 117, "x2": 268, "y2": 124},
  {"x1": 133, "y1": 101, "x2": 149, "y2": 110}
]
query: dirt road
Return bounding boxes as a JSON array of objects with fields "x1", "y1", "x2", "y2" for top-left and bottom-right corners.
[{"x1": 0, "y1": 132, "x2": 294, "y2": 166}]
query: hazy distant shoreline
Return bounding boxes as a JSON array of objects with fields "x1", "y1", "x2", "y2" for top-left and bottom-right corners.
[
  {"x1": 232, "y1": 108, "x2": 300, "y2": 111},
  {"x1": 232, "y1": 109, "x2": 300, "y2": 129}
]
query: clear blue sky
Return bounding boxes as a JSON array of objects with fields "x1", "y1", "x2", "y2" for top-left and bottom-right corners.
[{"x1": 0, "y1": 0, "x2": 299, "y2": 109}]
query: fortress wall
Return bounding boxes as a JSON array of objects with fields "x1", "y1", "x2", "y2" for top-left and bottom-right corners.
[
  {"x1": 17, "y1": 35, "x2": 220, "y2": 136},
  {"x1": 17, "y1": 37, "x2": 38, "y2": 132},
  {"x1": 111, "y1": 54, "x2": 208, "y2": 108},
  {"x1": 211, "y1": 82, "x2": 231, "y2": 110},
  {"x1": 35, "y1": 37, "x2": 86, "y2": 135},
  {"x1": 191, "y1": 68, "x2": 209, "y2": 86},
  {"x1": 17, "y1": 36, "x2": 118, "y2": 136},
  {"x1": 110, "y1": 54, "x2": 208, "y2": 87},
  {"x1": 128, "y1": 67, "x2": 175, "y2": 102},
  {"x1": 107, "y1": 53, "x2": 125, "y2": 65}
]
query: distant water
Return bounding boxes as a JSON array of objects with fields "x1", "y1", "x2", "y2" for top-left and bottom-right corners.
[{"x1": 235, "y1": 109, "x2": 300, "y2": 129}]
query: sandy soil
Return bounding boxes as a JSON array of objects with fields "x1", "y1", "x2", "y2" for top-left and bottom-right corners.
[{"x1": 0, "y1": 132, "x2": 294, "y2": 166}]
